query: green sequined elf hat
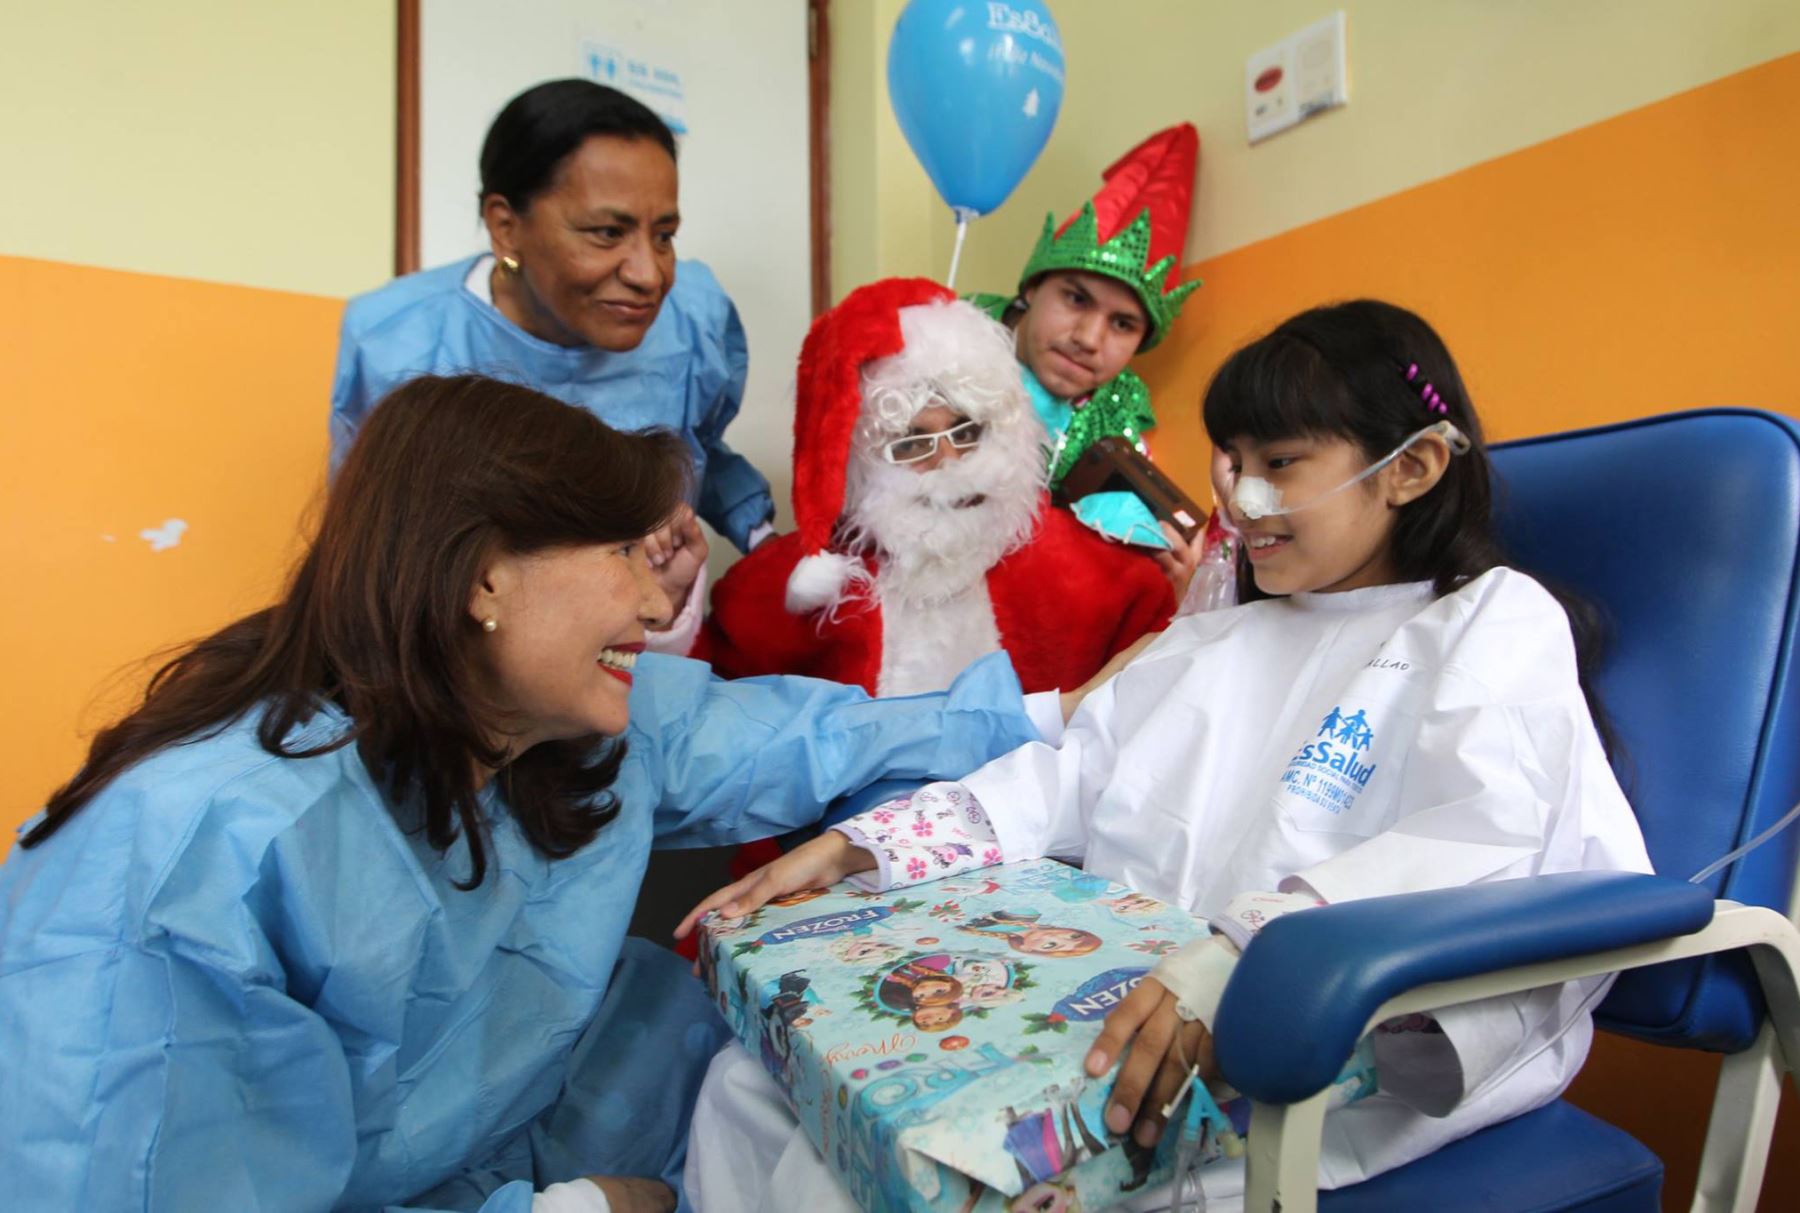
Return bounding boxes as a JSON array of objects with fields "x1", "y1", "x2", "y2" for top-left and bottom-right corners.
[{"x1": 1017, "y1": 123, "x2": 1202, "y2": 351}]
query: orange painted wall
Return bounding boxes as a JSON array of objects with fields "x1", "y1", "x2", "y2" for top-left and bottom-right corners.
[
  {"x1": 1136, "y1": 52, "x2": 1800, "y2": 491},
  {"x1": 1, "y1": 256, "x2": 338, "y2": 845}
]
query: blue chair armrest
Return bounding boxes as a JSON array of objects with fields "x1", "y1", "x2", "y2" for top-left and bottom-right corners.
[{"x1": 1212, "y1": 872, "x2": 1715, "y2": 1104}]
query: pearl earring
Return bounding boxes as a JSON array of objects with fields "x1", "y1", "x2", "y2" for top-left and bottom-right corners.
[{"x1": 482, "y1": 618, "x2": 498, "y2": 633}]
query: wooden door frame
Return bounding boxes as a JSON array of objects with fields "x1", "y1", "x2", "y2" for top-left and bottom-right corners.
[
  {"x1": 805, "y1": 0, "x2": 831, "y2": 315},
  {"x1": 392, "y1": 0, "x2": 830, "y2": 312},
  {"x1": 395, "y1": 0, "x2": 421, "y2": 276}
]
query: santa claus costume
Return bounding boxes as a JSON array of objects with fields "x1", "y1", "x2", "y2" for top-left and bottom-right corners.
[{"x1": 695, "y1": 278, "x2": 1173, "y2": 697}]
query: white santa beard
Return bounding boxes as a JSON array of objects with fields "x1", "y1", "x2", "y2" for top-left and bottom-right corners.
[
  {"x1": 847, "y1": 436, "x2": 1043, "y2": 698},
  {"x1": 876, "y1": 576, "x2": 1002, "y2": 697},
  {"x1": 843, "y1": 432, "x2": 1042, "y2": 606}
]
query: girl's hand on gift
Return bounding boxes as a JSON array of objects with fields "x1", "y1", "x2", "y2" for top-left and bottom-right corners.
[
  {"x1": 673, "y1": 830, "x2": 877, "y2": 940},
  {"x1": 1084, "y1": 975, "x2": 1218, "y2": 1147}
]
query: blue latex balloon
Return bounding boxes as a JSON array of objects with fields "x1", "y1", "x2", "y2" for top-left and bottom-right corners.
[{"x1": 887, "y1": 0, "x2": 1065, "y2": 219}]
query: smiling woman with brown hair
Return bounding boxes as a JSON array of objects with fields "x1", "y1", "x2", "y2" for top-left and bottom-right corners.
[{"x1": 0, "y1": 374, "x2": 1050, "y2": 1213}]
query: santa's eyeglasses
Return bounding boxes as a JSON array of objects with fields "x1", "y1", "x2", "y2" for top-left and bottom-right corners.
[{"x1": 881, "y1": 420, "x2": 985, "y2": 465}]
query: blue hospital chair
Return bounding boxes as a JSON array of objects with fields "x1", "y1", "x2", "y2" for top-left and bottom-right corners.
[{"x1": 1216, "y1": 409, "x2": 1800, "y2": 1211}]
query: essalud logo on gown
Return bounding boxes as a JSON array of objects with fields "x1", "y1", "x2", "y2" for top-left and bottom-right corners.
[{"x1": 1290, "y1": 706, "x2": 1378, "y2": 787}]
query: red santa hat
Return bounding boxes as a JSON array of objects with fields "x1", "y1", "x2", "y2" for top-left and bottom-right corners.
[{"x1": 786, "y1": 277, "x2": 959, "y2": 612}]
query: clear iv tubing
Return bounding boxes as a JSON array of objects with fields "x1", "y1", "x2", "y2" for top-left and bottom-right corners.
[
  {"x1": 1171, "y1": 1131, "x2": 1203, "y2": 1213},
  {"x1": 1688, "y1": 796, "x2": 1800, "y2": 886},
  {"x1": 1227, "y1": 421, "x2": 1470, "y2": 522},
  {"x1": 1168, "y1": 1029, "x2": 1209, "y2": 1213},
  {"x1": 1463, "y1": 793, "x2": 1800, "y2": 1109}
]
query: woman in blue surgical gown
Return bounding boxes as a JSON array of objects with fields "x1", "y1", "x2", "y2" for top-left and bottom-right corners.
[
  {"x1": 0, "y1": 375, "x2": 1061, "y2": 1213},
  {"x1": 331, "y1": 78, "x2": 775, "y2": 557}
]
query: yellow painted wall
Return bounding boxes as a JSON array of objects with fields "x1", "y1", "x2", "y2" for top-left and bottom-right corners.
[
  {"x1": 2, "y1": 2, "x2": 392, "y2": 844},
  {"x1": 0, "y1": 0, "x2": 394, "y2": 298},
  {"x1": 831, "y1": 1, "x2": 1800, "y2": 295},
  {"x1": 937, "y1": 0, "x2": 1800, "y2": 292}
]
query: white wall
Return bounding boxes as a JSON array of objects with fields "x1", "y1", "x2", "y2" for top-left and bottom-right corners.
[{"x1": 420, "y1": 0, "x2": 814, "y2": 558}]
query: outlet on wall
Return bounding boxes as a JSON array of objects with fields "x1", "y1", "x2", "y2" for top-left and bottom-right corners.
[{"x1": 1246, "y1": 10, "x2": 1349, "y2": 144}]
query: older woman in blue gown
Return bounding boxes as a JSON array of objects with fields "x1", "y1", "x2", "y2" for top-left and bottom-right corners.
[{"x1": 332, "y1": 79, "x2": 776, "y2": 652}]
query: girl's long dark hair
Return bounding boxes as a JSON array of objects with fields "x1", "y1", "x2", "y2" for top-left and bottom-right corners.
[
  {"x1": 24, "y1": 375, "x2": 691, "y2": 888},
  {"x1": 1202, "y1": 300, "x2": 1618, "y2": 753}
]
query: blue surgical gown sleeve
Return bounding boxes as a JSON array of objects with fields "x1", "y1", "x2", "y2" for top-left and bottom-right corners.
[
  {"x1": 631, "y1": 651, "x2": 1040, "y2": 848},
  {"x1": 0, "y1": 850, "x2": 534, "y2": 1213},
  {"x1": 688, "y1": 282, "x2": 774, "y2": 551},
  {"x1": 329, "y1": 302, "x2": 372, "y2": 476}
]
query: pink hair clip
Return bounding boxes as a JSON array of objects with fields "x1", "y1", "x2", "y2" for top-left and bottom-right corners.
[{"x1": 1402, "y1": 362, "x2": 1449, "y2": 414}]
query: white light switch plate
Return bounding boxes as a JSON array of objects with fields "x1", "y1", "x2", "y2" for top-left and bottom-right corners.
[{"x1": 1246, "y1": 11, "x2": 1349, "y2": 144}]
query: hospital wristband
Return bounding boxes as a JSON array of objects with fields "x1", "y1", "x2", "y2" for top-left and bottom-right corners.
[{"x1": 1210, "y1": 888, "x2": 1326, "y2": 952}]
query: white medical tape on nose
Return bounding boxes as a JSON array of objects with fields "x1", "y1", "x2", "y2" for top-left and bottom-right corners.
[{"x1": 1231, "y1": 476, "x2": 1284, "y2": 520}]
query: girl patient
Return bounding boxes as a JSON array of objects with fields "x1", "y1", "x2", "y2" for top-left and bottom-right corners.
[{"x1": 677, "y1": 301, "x2": 1651, "y2": 1211}]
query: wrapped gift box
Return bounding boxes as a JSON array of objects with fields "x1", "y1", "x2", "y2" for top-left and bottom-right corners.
[{"x1": 696, "y1": 859, "x2": 1260, "y2": 1212}]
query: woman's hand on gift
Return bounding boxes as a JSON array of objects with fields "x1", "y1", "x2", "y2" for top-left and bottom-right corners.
[
  {"x1": 1084, "y1": 975, "x2": 1219, "y2": 1147},
  {"x1": 587, "y1": 1176, "x2": 676, "y2": 1213},
  {"x1": 673, "y1": 830, "x2": 878, "y2": 941}
]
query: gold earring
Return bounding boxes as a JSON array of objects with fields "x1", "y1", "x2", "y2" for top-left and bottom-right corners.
[
  {"x1": 482, "y1": 617, "x2": 498, "y2": 633},
  {"x1": 500, "y1": 255, "x2": 520, "y2": 274}
]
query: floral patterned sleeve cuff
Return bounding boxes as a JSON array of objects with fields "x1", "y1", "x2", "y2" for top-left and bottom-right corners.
[{"x1": 831, "y1": 782, "x2": 1005, "y2": 891}]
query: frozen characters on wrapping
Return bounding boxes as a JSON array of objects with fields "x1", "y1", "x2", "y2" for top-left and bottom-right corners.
[
  {"x1": 871, "y1": 952, "x2": 1038, "y2": 1032},
  {"x1": 697, "y1": 277, "x2": 1174, "y2": 698},
  {"x1": 758, "y1": 971, "x2": 822, "y2": 1084},
  {"x1": 682, "y1": 300, "x2": 1653, "y2": 1213},
  {"x1": 959, "y1": 911, "x2": 1103, "y2": 959},
  {"x1": 876, "y1": 956, "x2": 967, "y2": 1033},
  {"x1": 1001, "y1": 1078, "x2": 1115, "y2": 1197},
  {"x1": 970, "y1": 124, "x2": 1205, "y2": 561}
]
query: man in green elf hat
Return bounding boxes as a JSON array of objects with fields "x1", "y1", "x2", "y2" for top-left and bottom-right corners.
[{"x1": 970, "y1": 123, "x2": 1205, "y2": 578}]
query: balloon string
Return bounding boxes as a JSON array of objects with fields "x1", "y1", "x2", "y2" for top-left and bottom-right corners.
[{"x1": 946, "y1": 214, "x2": 971, "y2": 290}]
